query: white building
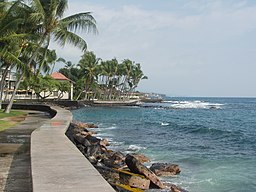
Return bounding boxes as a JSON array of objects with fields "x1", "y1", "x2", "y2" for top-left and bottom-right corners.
[
  {"x1": 0, "y1": 70, "x2": 74, "y2": 101},
  {"x1": 49, "y1": 72, "x2": 74, "y2": 100}
]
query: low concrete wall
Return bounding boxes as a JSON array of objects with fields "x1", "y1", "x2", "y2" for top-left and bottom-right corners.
[
  {"x1": 6, "y1": 104, "x2": 115, "y2": 192},
  {"x1": 2, "y1": 103, "x2": 57, "y2": 117}
]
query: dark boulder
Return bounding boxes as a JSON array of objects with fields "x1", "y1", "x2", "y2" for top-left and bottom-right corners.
[
  {"x1": 72, "y1": 121, "x2": 98, "y2": 129},
  {"x1": 130, "y1": 153, "x2": 150, "y2": 163},
  {"x1": 86, "y1": 143, "x2": 103, "y2": 157},
  {"x1": 145, "y1": 184, "x2": 188, "y2": 192},
  {"x1": 119, "y1": 170, "x2": 150, "y2": 190},
  {"x1": 95, "y1": 165, "x2": 120, "y2": 183},
  {"x1": 100, "y1": 138, "x2": 110, "y2": 147},
  {"x1": 150, "y1": 163, "x2": 181, "y2": 177},
  {"x1": 125, "y1": 154, "x2": 165, "y2": 189},
  {"x1": 162, "y1": 183, "x2": 188, "y2": 192},
  {"x1": 99, "y1": 151, "x2": 126, "y2": 168}
]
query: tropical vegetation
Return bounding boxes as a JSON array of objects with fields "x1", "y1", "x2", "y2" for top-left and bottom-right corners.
[
  {"x1": 58, "y1": 51, "x2": 148, "y2": 101},
  {"x1": 0, "y1": 0, "x2": 148, "y2": 114},
  {"x1": 0, "y1": 0, "x2": 97, "y2": 113}
]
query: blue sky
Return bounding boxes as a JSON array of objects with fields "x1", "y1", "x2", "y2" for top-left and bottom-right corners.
[{"x1": 50, "y1": 0, "x2": 256, "y2": 97}]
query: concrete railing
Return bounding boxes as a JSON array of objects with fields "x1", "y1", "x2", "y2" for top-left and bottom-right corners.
[{"x1": 7, "y1": 104, "x2": 115, "y2": 192}]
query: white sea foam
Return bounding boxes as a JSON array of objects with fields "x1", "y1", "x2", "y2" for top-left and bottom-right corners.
[
  {"x1": 96, "y1": 132, "x2": 113, "y2": 137},
  {"x1": 164, "y1": 100, "x2": 224, "y2": 109},
  {"x1": 104, "y1": 126, "x2": 117, "y2": 130},
  {"x1": 109, "y1": 141, "x2": 125, "y2": 146},
  {"x1": 127, "y1": 144, "x2": 146, "y2": 151}
]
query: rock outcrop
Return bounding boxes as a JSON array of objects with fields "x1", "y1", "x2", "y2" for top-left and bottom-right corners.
[
  {"x1": 125, "y1": 154, "x2": 165, "y2": 189},
  {"x1": 67, "y1": 121, "x2": 187, "y2": 192},
  {"x1": 149, "y1": 163, "x2": 181, "y2": 176}
]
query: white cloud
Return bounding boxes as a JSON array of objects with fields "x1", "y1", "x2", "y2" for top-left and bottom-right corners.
[{"x1": 51, "y1": 0, "x2": 256, "y2": 97}]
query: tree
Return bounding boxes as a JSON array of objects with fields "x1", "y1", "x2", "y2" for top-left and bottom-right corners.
[
  {"x1": 100, "y1": 58, "x2": 119, "y2": 100},
  {"x1": 20, "y1": 74, "x2": 59, "y2": 99},
  {"x1": 129, "y1": 63, "x2": 148, "y2": 92},
  {"x1": 0, "y1": 0, "x2": 33, "y2": 110},
  {"x1": 57, "y1": 51, "x2": 148, "y2": 101},
  {"x1": 78, "y1": 51, "x2": 101, "y2": 100},
  {"x1": 56, "y1": 81, "x2": 70, "y2": 99},
  {"x1": 3, "y1": 0, "x2": 97, "y2": 113}
]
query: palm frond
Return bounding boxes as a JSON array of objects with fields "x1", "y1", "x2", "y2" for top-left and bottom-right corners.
[
  {"x1": 56, "y1": 0, "x2": 67, "y2": 18},
  {"x1": 60, "y1": 12, "x2": 97, "y2": 34},
  {"x1": 30, "y1": 0, "x2": 45, "y2": 22},
  {"x1": 53, "y1": 28, "x2": 87, "y2": 51},
  {"x1": 0, "y1": 50, "x2": 24, "y2": 71}
]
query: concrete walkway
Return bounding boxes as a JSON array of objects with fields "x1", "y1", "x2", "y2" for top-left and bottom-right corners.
[
  {"x1": 0, "y1": 111, "x2": 50, "y2": 192},
  {"x1": 1, "y1": 105, "x2": 115, "y2": 192},
  {"x1": 31, "y1": 106, "x2": 115, "y2": 192}
]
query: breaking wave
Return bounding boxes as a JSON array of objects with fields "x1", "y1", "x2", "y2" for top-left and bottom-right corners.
[
  {"x1": 163, "y1": 100, "x2": 224, "y2": 109},
  {"x1": 127, "y1": 144, "x2": 146, "y2": 151}
]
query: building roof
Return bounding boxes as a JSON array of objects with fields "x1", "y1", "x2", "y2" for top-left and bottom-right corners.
[{"x1": 51, "y1": 72, "x2": 70, "y2": 81}]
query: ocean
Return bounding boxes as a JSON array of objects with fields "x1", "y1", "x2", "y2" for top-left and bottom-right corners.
[{"x1": 72, "y1": 97, "x2": 256, "y2": 192}]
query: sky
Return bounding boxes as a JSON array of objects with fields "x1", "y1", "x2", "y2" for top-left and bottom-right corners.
[{"x1": 50, "y1": 0, "x2": 256, "y2": 97}]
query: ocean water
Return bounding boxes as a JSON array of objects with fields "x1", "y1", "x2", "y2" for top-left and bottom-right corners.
[{"x1": 72, "y1": 97, "x2": 256, "y2": 192}]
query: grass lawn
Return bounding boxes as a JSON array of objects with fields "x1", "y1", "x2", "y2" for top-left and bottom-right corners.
[{"x1": 0, "y1": 110, "x2": 27, "y2": 132}]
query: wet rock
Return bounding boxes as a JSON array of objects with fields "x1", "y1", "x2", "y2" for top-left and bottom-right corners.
[
  {"x1": 72, "y1": 121, "x2": 98, "y2": 129},
  {"x1": 125, "y1": 154, "x2": 165, "y2": 189},
  {"x1": 145, "y1": 184, "x2": 188, "y2": 192},
  {"x1": 86, "y1": 144, "x2": 103, "y2": 158},
  {"x1": 110, "y1": 151, "x2": 126, "y2": 163},
  {"x1": 163, "y1": 183, "x2": 189, "y2": 192},
  {"x1": 73, "y1": 133, "x2": 91, "y2": 147},
  {"x1": 100, "y1": 138, "x2": 110, "y2": 147},
  {"x1": 100, "y1": 151, "x2": 126, "y2": 168},
  {"x1": 73, "y1": 133, "x2": 86, "y2": 144},
  {"x1": 112, "y1": 183, "x2": 145, "y2": 192},
  {"x1": 119, "y1": 170, "x2": 150, "y2": 190},
  {"x1": 150, "y1": 163, "x2": 181, "y2": 176},
  {"x1": 80, "y1": 130, "x2": 97, "y2": 136},
  {"x1": 145, "y1": 189, "x2": 171, "y2": 192},
  {"x1": 130, "y1": 153, "x2": 150, "y2": 163},
  {"x1": 85, "y1": 135, "x2": 101, "y2": 145},
  {"x1": 95, "y1": 165, "x2": 120, "y2": 183},
  {"x1": 86, "y1": 123, "x2": 98, "y2": 128}
]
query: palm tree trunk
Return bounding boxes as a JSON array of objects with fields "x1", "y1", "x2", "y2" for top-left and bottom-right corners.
[
  {"x1": 4, "y1": 34, "x2": 48, "y2": 113},
  {"x1": 76, "y1": 91, "x2": 83, "y2": 100},
  {"x1": 0, "y1": 66, "x2": 10, "y2": 109},
  {"x1": 4, "y1": 72, "x2": 24, "y2": 113},
  {"x1": 36, "y1": 36, "x2": 50, "y2": 76}
]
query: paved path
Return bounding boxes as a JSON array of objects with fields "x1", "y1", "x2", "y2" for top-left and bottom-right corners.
[
  {"x1": 31, "y1": 106, "x2": 115, "y2": 192},
  {"x1": 0, "y1": 111, "x2": 50, "y2": 192},
  {"x1": 0, "y1": 106, "x2": 115, "y2": 192}
]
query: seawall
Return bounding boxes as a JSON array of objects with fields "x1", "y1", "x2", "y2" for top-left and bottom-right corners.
[{"x1": 5, "y1": 104, "x2": 115, "y2": 192}]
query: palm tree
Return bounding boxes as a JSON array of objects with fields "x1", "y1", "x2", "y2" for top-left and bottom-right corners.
[
  {"x1": 119, "y1": 59, "x2": 134, "y2": 99},
  {"x1": 28, "y1": 0, "x2": 97, "y2": 55},
  {"x1": 100, "y1": 58, "x2": 120, "y2": 100},
  {"x1": 0, "y1": 0, "x2": 32, "y2": 110},
  {"x1": 78, "y1": 51, "x2": 100, "y2": 100},
  {"x1": 4, "y1": 0, "x2": 97, "y2": 113},
  {"x1": 129, "y1": 63, "x2": 148, "y2": 92}
]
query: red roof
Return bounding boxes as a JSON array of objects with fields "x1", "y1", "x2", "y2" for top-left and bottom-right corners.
[{"x1": 51, "y1": 72, "x2": 70, "y2": 81}]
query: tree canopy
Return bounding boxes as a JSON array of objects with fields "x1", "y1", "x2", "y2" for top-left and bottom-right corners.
[
  {"x1": 58, "y1": 51, "x2": 148, "y2": 101},
  {"x1": 0, "y1": 0, "x2": 97, "y2": 113}
]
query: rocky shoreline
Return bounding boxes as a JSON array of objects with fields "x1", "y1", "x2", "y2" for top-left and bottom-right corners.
[{"x1": 66, "y1": 121, "x2": 188, "y2": 192}]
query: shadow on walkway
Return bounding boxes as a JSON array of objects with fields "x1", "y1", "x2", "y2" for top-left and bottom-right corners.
[
  {"x1": 4, "y1": 144, "x2": 32, "y2": 192},
  {"x1": 0, "y1": 111, "x2": 50, "y2": 192}
]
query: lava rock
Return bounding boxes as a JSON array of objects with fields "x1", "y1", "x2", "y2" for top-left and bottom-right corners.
[
  {"x1": 125, "y1": 154, "x2": 165, "y2": 189},
  {"x1": 150, "y1": 163, "x2": 181, "y2": 176}
]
